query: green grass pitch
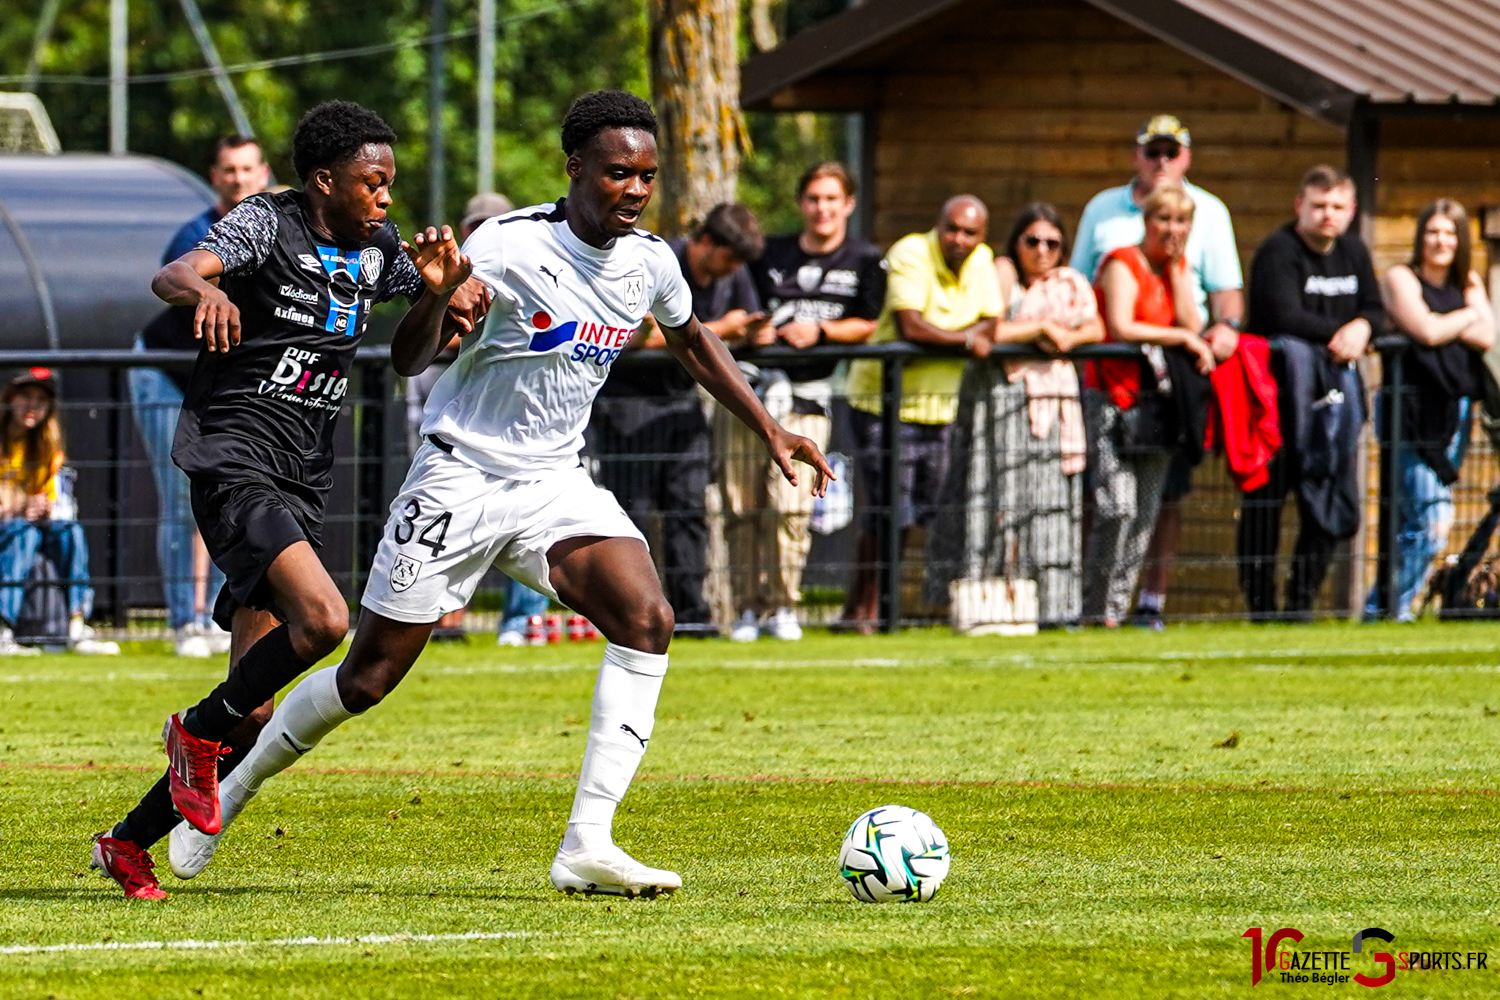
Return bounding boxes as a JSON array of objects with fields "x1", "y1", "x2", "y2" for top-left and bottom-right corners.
[{"x1": 2, "y1": 622, "x2": 1499, "y2": 998}]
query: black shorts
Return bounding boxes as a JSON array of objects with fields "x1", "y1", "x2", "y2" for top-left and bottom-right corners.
[{"x1": 190, "y1": 477, "x2": 324, "y2": 631}]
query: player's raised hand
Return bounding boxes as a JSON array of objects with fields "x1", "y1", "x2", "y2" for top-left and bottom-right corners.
[
  {"x1": 767, "y1": 425, "x2": 835, "y2": 497},
  {"x1": 445, "y1": 277, "x2": 494, "y2": 335},
  {"x1": 402, "y1": 225, "x2": 471, "y2": 295},
  {"x1": 194, "y1": 285, "x2": 242, "y2": 353}
]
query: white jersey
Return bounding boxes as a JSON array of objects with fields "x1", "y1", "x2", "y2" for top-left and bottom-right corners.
[{"x1": 421, "y1": 200, "x2": 693, "y2": 478}]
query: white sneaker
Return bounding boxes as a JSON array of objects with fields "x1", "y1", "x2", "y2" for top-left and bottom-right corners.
[
  {"x1": 69, "y1": 618, "x2": 120, "y2": 656},
  {"x1": 174, "y1": 625, "x2": 213, "y2": 658},
  {"x1": 203, "y1": 621, "x2": 232, "y2": 655},
  {"x1": 0, "y1": 626, "x2": 40, "y2": 657},
  {"x1": 167, "y1": 820, "x2": 224, "y2": 879},
  {"x1": 497, "y1": 629, "x2": 526, "y2": 647},
  {"x1": 766, "y1": 607, "x2": 803, "y2": 641},
  {"x1": 549, "y1": 843, "x2": 682, "y2": 898},
  {"x1": 730, "y1": 610, "x2": 760, "y2": 643}
]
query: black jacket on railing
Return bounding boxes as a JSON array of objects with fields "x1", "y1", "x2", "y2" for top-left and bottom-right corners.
[{"x1": 1277, "y1": 336, "x2": 1364, "y2": 540}]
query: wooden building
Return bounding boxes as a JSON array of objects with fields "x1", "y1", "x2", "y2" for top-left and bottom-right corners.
[
  {"x1": 742, "y1": 0, "x2": 1500, "y2": 276},
  {"x1": 743, "y1": 0, "x2": 1500, "y2": 616}
]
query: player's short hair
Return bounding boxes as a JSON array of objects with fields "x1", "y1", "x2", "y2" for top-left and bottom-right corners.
[
  {"x1": 797, "y1": 161, "x2": 856, "y2": 198},
  {"x1": 1299, "y1": 163, "x2": 1353, "y2": 196},
  {"x1": 291, "y1": 101, "x2": 397, "y2": 181},
  {"x1": 211, "y1": 134, "x2": 260, "y2": 165},
  {"x1": 560, "y1": 91, "x2": 658, "y2": 156},
  {"x1": 694, "y1": 203, "x2": 763, "y2": 262}
]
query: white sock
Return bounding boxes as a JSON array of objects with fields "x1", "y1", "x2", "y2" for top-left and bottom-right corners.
[
  {"x1": 1137, "y1": 590, "x2": 1165, "y2": 613},
  {"x1": 219, "y1": 665, "x2": 356, "y2": 828},
  {"x1": 561, "y1": 643, "x2": 668, "y2": 854}
]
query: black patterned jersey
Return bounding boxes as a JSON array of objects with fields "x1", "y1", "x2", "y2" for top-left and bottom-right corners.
[
  {"x1": 748, "y1": 234, "x2": 887, "y2": 384},
  {"x1": 172, "y1": 189, "x2": 424, "y2": 500}
]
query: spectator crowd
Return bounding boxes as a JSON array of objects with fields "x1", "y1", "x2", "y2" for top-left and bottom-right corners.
[
  {"x1": 8, "y1": 112, "x2": 1494, "y2": 652},
  {"x1": 583, "y1": 112, "x2": 1496, "y2": 638}
]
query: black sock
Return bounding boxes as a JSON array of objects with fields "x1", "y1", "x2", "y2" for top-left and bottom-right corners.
[
  {"x1": 112, "y1": 772, "x2": 174, "y2": 850},
  {"x1": 111, "y1": 733, "x2": 261, "y2": 850},
  {"x1": 180, "y1": 625, "x2": 311, "y2": 741}
]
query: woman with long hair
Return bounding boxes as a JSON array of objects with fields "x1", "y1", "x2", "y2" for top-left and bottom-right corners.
[
  {"x1": 1364, "y1": 199, "x2": 1495, "y2": 620},
  {"x1": 928, "y1": 202, "x2": 1102, "y2": 628},
  {"x1": 1083, "y1": 185, "x2": 1213, "y2": 626},
  {"x1": 0, "y1": 368, "x2": 116, "y2": 654}
]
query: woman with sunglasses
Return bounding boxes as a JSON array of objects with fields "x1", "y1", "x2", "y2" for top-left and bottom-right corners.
[
  {"x1": 929, "y1": 203, "x2": 1101, "y2": 629},
  {"x1": 1083, "y1": 184, "x2": 1214, "y2": 627}
]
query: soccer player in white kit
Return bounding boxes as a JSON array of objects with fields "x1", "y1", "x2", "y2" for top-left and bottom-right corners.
[{"x1": 165, "y1": 90, "x2": 833, "y2": 897}]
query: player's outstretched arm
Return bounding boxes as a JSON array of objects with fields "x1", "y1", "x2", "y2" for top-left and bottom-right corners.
[
  {"x1": 152, "y1": 250, "x2": 241, "y2": 353},
  {"x1": 391, "y1": 226, "x2": 473, "y2": 376},
  {"x1": 660, "y1": 317, "x2": 833, "y2": 496}
]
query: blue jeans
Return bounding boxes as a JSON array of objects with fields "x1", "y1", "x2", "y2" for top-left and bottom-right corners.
[
  {"x1": 500, "y1": 576, "x2": 549, "y2": 635},
  {"x1": 1365, "y1": 398, "x2": 1470, "y2": 621},
  {"x1": 0, "y1": 518, "x2": 93, "y2": 625},
  {"x1": 129, "y1": 340, "x2": 225, "y2": 629}
]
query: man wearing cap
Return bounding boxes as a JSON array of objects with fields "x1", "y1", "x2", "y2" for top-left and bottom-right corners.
[
  {"x1": 1071, "y1": 114, "x2": 1245, "y2": 627},
  {"x1": 133, "y1": 136, "x2": 270, "y2": 657}
]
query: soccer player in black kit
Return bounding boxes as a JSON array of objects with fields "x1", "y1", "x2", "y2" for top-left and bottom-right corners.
[{"x1": 91, "y1": 101, "x2": 471, "y2": 900}]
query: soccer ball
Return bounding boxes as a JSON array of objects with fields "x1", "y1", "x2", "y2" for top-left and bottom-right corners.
[{"x1": 838, "y1": 804, "x2": 950, "y2": 903}]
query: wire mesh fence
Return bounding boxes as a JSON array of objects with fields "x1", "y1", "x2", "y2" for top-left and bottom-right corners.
[{"x1": 6, "y1": 339, "x2": 1496, "y2": 646}]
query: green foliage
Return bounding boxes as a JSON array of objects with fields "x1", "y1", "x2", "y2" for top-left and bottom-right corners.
[
  {"x1": 3, "y1": 622, "x2": 1499, "y2": 996},
  {"x1": 4, "y1": 0, "x2": 843, "y2": 240},
  {"x1": 5, "y1": 0, "x2": 647, "y2": 234}
]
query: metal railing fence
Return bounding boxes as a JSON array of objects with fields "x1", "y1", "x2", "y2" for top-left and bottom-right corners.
[{"x1": 0, "y1": 338, "x2": 1489, "y2": 641}]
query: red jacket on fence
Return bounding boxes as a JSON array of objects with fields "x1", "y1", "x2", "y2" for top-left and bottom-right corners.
[{"x1": 1206, "y1": 333, "x2": 1281, "y2": 492}]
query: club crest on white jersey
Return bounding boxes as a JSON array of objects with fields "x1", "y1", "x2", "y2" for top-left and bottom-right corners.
[
  {"x1": 623, "y1": 272, "x2": 645, "y2": 311},
  {"x1": 419, "y1": 200, "x2": 692, "y2": 480}
]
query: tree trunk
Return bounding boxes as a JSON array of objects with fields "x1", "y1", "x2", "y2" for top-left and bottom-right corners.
[{"x1": 650, "y1": 0, "x2": 746, "y2": 236}]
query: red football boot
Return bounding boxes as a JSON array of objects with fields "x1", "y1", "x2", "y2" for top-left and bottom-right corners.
[
  {"x1": 162, "y1": 713, "x2": 225, "y2": 834},
  {"x1": 91, "y1": 835, "x2": 168, "y2": 901}
]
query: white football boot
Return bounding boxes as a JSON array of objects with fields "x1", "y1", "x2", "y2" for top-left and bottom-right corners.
[
  {"x1": 168, "y1": 775, "x2": 253, "y2": 878},
  {"x1": 549, "y1": 843, "x2": 682, "y2": 898},
  {"x1": 167, "y1": 819, "x2": 224, "y2": 879}
]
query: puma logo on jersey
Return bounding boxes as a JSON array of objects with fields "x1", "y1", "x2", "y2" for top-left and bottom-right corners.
[{"x1": 539, "y1": 265, "x2": 563, "y2": 287}]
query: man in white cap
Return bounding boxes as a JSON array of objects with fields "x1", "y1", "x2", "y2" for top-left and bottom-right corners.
[{"x1": 1071, "y1": 114, "x2": 1245, "y2": 628}]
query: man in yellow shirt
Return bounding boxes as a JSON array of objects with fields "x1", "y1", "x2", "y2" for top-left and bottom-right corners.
[{"x1": 841, "y1": 196, "x2": 1001, "y2": 628}]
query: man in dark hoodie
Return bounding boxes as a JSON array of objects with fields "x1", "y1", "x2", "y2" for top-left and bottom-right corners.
[{"x1": 1238, "y1": 164, "x2": 1382, "y2": 619}]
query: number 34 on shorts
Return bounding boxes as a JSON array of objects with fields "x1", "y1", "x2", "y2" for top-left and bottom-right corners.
[
  {"x1": 361, "y1": 445, "x2": 645, "y2": 624},
  {"x1": 393, "y1": 498, "x2": 451, "y2": 556},
  {"x1": 388, "y1": 499, "x2": 451, "y2": 593}
]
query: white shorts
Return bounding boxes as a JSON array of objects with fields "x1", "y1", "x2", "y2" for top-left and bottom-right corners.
[{"x1": 362, "y1": 441, "x2": 646, "y2": 623}]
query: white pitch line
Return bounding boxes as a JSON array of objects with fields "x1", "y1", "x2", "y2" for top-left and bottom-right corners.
[{"x1": 0, "y1": 929, "x2": 532, "y2": 957}]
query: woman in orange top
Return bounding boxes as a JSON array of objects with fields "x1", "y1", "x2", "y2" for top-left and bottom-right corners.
[
  {"x1": 0, "y1": 368, "x2": 115, "y2": 654},
  {"x1": 1082, "y1": 185, "x2": 1212, "y2": 626}
]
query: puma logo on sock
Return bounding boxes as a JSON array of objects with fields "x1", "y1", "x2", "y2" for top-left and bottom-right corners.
[
  {"x1": 223, "y1": 700, "x2": 244, "y2": 718},
  {"x1": 619, "y1": 724, "x2": 648, "y2": 748},
  {"x1": 280, "y1": 733, "x2": 312, "y2": 756}
]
